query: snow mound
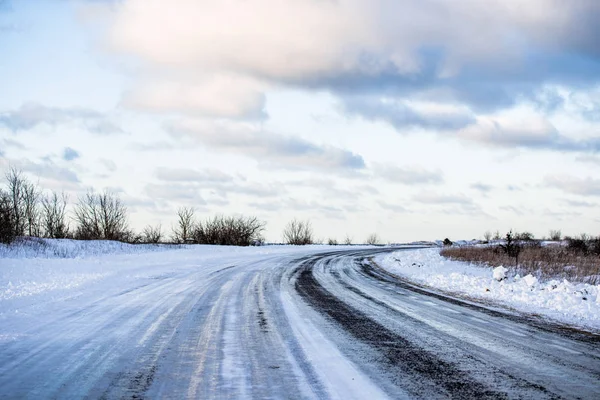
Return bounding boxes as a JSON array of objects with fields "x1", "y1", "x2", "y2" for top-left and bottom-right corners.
[
  {"x1": 493, "y1": 266, "x2": 507, "y2": 281},
  {"x1": 0, "y1": 237, "x2": 176, "y2": 259},
  {"x1": 376, "y1": 248, "x2": 600, "y2": 331}
]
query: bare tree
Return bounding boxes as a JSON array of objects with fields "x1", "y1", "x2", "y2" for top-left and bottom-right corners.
[
  {"x1": 23, "y1": 181, "x2": 41, "y2": 237},
  {"x1": 41, "y1": 191, "x2": 69, "y2": 238},
  {"x1": 142, "y1": 224, "x2": 163, "y2": 244},
  {"x1": 483, "y1": 231, "x2": 492, "y2": 242},
  {"x1": 493, "y1": 230, "x2": 501, "y2": 240},
  {"x1": 172, "y1": 207, "x2": 195, "y2": 243},
  {"x1": 343, "y1": 235, "x2": 353, "y2": 245},
  {"x1": 283, "y1": 219, "x2": 313, "y2": 245},
  {"x1": 365, "y1": 233, "x2": 381, "y2": 245},
  {"x1": 549, "y1": 229, "x2": 562, "y2": 241},
  {"x1": 0, "y1": 189, "x2": 16, "y2": 244},
  {"x1": 327, "y1": 238, "x2": 338, "y2": 246},
  {"x1": 73, "y1": 190, "x2": 129, "y2": 241},
  {"x1": 5, "y1": 167, "x2": 27, "y2": 236}
]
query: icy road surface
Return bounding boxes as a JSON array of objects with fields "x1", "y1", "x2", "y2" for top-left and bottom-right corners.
[{"x1": 1, "y1": 247, "x2": 599, "y2": 399}]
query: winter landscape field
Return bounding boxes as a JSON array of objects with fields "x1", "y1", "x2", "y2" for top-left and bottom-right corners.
[{"x1": 3, "y1": 0, "x2": 600, "y2": 398}]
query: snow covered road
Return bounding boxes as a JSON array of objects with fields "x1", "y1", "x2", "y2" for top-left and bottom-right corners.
[{"x1": 1, "y1": 246, "x2": 599, "y2": 399}]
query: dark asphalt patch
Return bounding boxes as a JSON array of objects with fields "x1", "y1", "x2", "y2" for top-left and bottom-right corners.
[{"x1": 294, "y1": 258, "x2": 509, "y2": 399}]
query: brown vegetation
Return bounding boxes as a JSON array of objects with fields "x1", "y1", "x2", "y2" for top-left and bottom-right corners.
[{"x1": 441, "y1": 242, "x2": 600, "y2": 284}]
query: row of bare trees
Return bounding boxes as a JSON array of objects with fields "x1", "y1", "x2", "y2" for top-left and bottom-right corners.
[
  {"x1": 1, "y1": 168, "x2": 384, "y2": 246},
  {"x1": 1, "y1": 168, "x2": 71, "y2": 243}
]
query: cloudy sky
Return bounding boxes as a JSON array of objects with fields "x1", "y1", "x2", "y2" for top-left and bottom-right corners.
[{"x1": 1, "y1": 0, "x2": 599, "y2": 242}]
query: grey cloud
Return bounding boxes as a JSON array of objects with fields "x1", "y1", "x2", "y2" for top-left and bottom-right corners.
[
  {"x1": 15, "y1": 158, "x2": 80, "y2": 184},
  {"x1": 413, "y1": 192, "x2": 472, "y2": 205},
  {"x1": 1, "y1": 138, "x2": 26, "y2": 150},
  {"x1": 500, "y1": 205, "x2": 530, "y2": 216},
  {"x1": 562, "y1": 199, "x2": 598, "y2": 208},
  {"x1": 378, "y1": 201, "x2": 411, "y2": 213},
  {"x1": 576, "y1": 155, "x2": 600, "y2": 165},
  {"x1": 544, "y1": 175, "x2": 600, "y2": 196},
  {"x1": 0, "y1": 102, "x2": 122, "y2": 134},
  {"x1": 155, "y1": 167, "x2": 281, "y2": 198},
  {"x1": 145, "y1": 183, "x2": 207, "y2": 204},
  {"x1": 342, "y1": 96, "x2": 475, "y2": 131},
  {"x1": 148, "y1": 173, "x2": 283, "y2": 207},
  {"x1": 100, "y1": 159, "x2": 117, "y2": 172},
  {"x1": 63, "y1": 147, "x2": 80, "y2": 162},
  {"x1": 155, "y1": 167, "x2": 233, "y2": 183},
  {"x1": 249, "y1": 197, "x2": 345, "y2": 218},
  {"x1": 458, "y1": 118, "x2": 600, "y2": 153},
  {"x1": 289, "y1": 177, "x2": 373, "y2": 198},
  {"x1": 129, "y1": 141, "x2": 177, "y2": 152},
  {"x1": 471, "y1": 182, "x2": 493, "y2": 193},
  {"x1": 375, "y1": 164, "x2": 443, "y2": 185},
  {"x1": 166, "y1": 120, "x2": 365, "y2": 173},
  {"x1": 542, "y1": 209, "x2": 582, "y2": 220}
]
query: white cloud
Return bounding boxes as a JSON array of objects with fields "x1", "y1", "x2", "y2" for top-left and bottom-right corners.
[
  {"x1": 166, "y1": 119, "x2": 366, "y2": 172},
  {"x1": 373, "y1": 163, "x2": 443, "y2": 185},
  {"x1": 87, "y1": 0, "x2": 600, "y2": 119},
  {"x1": 544, "y1": 175, "x2": 600, "y2": 196},
  {"x1": 122, "y1": 74, "x2": 268, "y2": 119}
]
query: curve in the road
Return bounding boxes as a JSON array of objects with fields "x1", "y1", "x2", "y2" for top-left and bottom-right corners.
[{"x1": 1, "y1": 247, "x2": 599, "y2": 399}]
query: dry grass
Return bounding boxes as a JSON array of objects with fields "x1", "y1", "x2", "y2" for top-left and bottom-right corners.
[{"x1": 441, "y1": 245, "x2": 600, "y2": 285}]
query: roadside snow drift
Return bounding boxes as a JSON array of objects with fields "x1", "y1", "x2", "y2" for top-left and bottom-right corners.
[{"x1": 376, "y1": 248, "x2": 600, "y2": 331}]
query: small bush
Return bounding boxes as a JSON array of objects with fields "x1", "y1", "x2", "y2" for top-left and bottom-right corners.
[
  {"x1": 283, "y1": 219, "x2": 313, "y2": 245},
  {"x1": 549, "y1": 230, "x2": 562, "y2": 241},
  {"x1": 499, "y1": 230, "x2": 521, "y2": 265},
  {"x1": 566, "y1": 236, "x2": 589, "y2": 254},
  {"x1": 194, "y1": 215, "x2": 265, "y2": 246},
  {"x1": 142, "y1": 224, "x2": 163, "y2": 244},
  {"x1": 366, "y1": 233, "x2": 381, "y2": 245}
]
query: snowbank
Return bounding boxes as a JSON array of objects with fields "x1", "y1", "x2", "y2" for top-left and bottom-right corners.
[
  {"x1": 0, "y1": 237, "x2": 176, "y2": 259},
  {"x1": 375, "y1": 248, "x2": 600, "y2": 331}
]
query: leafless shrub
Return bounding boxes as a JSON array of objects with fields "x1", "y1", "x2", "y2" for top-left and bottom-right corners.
[
  {"x1": 142, "y1": 224, "x2": 163, "y2": 244},
  {"x1": 0, "y1": 190, "x2": 16, "y2": 244},
  {"x1": 441, "y1": 243, "x2": 600, "y2": 284},
  {"x1": 327, "y1": 238, "x2": 338, "y2": 246},
  {"x1": 343, "y1": 235, "x2": 353, "y2": 245},
  {"x1": 283, "y1": 219, "x2": 313, "y2": 245},
  {"x1": 483, "y1": 231, "x2": 492, "y2": 242},
  {"x1": 549, "y1": 229, "x2": 562, "y2": 241},
  {"x1": 172, "y1": 207, "x2": 195, "y2": 243},
  {"x1": 41, "y1": 191, "x2": 69, "y2": 239},
  {"x1": 193, "y1": 215, "x2": 265, "y2": 246},
  {"x1": 365, "y1": 233, "x2": 381, "y2": 245},
  {"x1": 515, "y1": 231, "x2": 535, "y2": 241},
  {"x1": 492, "y1": 230, "x2": 501, "y2": 240},
  {"x1": 73, "y1": 190, "x2": 129, "y2": 241}
]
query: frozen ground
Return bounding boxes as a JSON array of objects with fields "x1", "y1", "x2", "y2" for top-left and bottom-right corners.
[
  {"x1": 1, "y1": 241, "x2": 599, "y2": 398},
  {"x1": 376, "y1": 248, "x2": 600, "y2": 331}
]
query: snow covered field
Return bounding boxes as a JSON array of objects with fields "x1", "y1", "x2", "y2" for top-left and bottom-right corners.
[
  {"x1": 0, "y1": 239, "x2": 354, "y2": 304},
  {"x1": 376, "y1": 248, "x2": 600, "y2": 332}
]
